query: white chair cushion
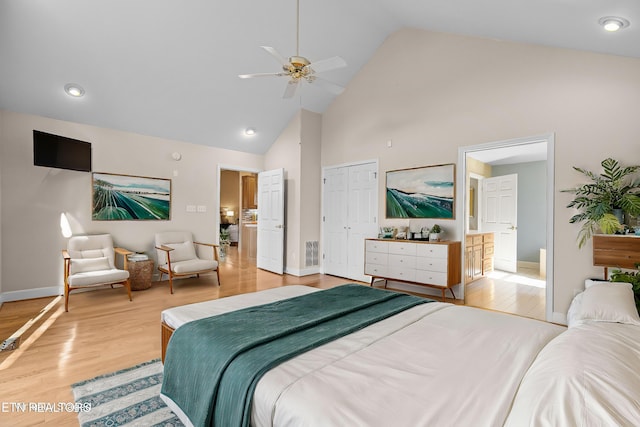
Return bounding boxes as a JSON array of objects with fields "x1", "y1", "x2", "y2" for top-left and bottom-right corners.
[
  {"x1": 70, "y1": 257, "x2": 111, "y2": 275},
  {"x1": 165, "y1": 242, "x2": 197, "y2": 263},
  {"x1": 160, "y1": 259, "x2": 218, "y2": 274},
  {"x1": 67, "y1": 268, "x2": 129, "y2": 287},
  {"x1": 68, "y1": 234, "x2": 116, "y2": 268}
]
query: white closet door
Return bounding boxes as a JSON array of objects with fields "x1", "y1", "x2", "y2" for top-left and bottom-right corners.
[
  {"x1": 322, "y1": 167, "x2": 348, "y2": 277},
  {"x1": 322, "y1": 162, "x2": 378, "y2": 282},
  {"x1": 257, "y1": 168, "x2": 285, "y2": 274},
  {"x1": 346, "y1": 163, "x2": 378, "y2": 282}
]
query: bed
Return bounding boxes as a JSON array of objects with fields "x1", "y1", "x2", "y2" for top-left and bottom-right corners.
[{"x1": 160, "y1": 283, "x2": 640, "y2": 427}]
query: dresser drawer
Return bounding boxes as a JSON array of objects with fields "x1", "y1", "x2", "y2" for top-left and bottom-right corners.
[
  {"x1": 387, "y1": 267, "x2": 416, "y2": 283},
  {"x1": 366, "y1": 252, "x2": 388, "y2": 265},
  {"x1": 365, "y1": 263, "x2": 388, "y2": 277},
  {"x1": 366, "y1": 240, "x2": 389, "y2": 253},
  {"x1": 416, "y1": 244, "x2": 448, "y2": 258},
  {"x1": 483, "y1": 233, "x2": 495, "y2": 243},
  {"x1": 388, "y1": 254, "x2": 416, "y2": 269},
  {"x1": 415, "y1": 270, "x2": 448, "y2": 286},
  {"x1": 388, "y1": 242, "x2": 417, "y2": 256},
  {"x1": 415, "y1": 257, "x2": 448, "y2": 273}
]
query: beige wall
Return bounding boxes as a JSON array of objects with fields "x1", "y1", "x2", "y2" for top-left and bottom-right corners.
[
  {"x1": 0, "y1": 110, "x2": 263, "y2": 299},
  {"x1": 299, "y1": 110, "x2": 322, "y2": 274},
  {"x1": 321, "y1": 28, "x2": 640, "y2": 319},
  {"x1": 467, "y1": 157, "x2": 492, "y2": 178},
  {"x1": 262, "y1": 109, "x2": 322, "y2": 275},
  {"x1": 264, "y1": 111, "x2": 302, "y2": 273},
  {"x1": 220, "y1": 170, "x2": 240, "y2": 223}
]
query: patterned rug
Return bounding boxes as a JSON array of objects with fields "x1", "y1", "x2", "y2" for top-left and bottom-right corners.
[{"x1": 71, "y1": 359, "x2": 184, "y2": 427}]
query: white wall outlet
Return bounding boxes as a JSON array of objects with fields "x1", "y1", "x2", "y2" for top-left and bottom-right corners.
[
  {"x1": 197, "y1": 205, "x2": 206, "y2": 213},
  {"x1": 186, "y1": 205, "x2": 196, "y2": 212}
]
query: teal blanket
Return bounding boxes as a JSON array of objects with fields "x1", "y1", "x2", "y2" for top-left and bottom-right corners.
[{"x1": 161, "y1": 284, "x2": 431, "y2": 427}]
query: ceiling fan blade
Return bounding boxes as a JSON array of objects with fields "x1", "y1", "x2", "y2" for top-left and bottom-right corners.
[
  {"x1": 239, "y1": 72, "x2": 287, "y2": 79},
  {"x1": 283, "y1": 80, "x2": 299, "y2": 99},
  {"x1": 311, "y1": 77, "x2": 345, "y2": 95},
  {"x1": 308, "y1": 56, "x2": 347, "y2": 74},
  {"x1": 260, "y1": 46, "x2": 289, "y2": 67}
]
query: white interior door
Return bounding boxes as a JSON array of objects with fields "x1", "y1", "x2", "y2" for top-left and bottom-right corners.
[
  {"x1": 322, "y1": 167, "x2": 348, "y2": 277},
  {"x1": 257, "y1": 168, "x2": 285, "y2": 274},
  {"x1": 322, "y1": 162, "x2": 378, "y2": 282},
  {"x1": 346, "y1": 163, "x2": 378, "y2": 282},
  {"x1": 482, "y1": 174, "x2": 518, "y2": 272}
]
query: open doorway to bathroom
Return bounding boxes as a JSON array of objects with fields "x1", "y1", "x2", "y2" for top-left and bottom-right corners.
[{"x1": 460, "y1": 136, "x2": 554, "y2": 322}]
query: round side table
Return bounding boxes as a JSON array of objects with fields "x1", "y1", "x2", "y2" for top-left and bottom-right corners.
[{"x1": 128, "y1": 259, "x2": 154, "y2": 291}]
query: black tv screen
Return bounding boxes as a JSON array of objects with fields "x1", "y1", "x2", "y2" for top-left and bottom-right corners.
[{"x1": 33, "y1": 130, "x2": 92, "y2": 172}]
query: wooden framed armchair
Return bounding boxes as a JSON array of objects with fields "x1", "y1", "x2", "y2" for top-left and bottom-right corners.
[
  {"x1": 155, "y1": 231, "x2": 221, "y2": 294},
  {"x1": 63, "y1": 234, "x2": 132, "y2": 312}
]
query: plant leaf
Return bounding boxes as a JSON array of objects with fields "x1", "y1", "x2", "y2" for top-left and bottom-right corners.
[{"x1": 597, "y1": 213, "x2": 623, "y2": 234}]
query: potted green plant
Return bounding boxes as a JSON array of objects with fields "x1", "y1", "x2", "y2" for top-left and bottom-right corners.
[
  {"x1": 610, "y1": 263, "x2": 640, "y2": 314},
  {"x1": 219, "y1": 228, "x2": 231, "y2": 258},
  {"x1": 564, "y1": 158, "x2": 640, "y2": 248},
  {"x1": 429, "y1": 224, "x2": 442, "y2": 242}
]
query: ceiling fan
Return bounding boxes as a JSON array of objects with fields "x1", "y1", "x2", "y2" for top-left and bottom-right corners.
[{"x1": 238, "y1": 0, "x2": 347, "y2": 99}]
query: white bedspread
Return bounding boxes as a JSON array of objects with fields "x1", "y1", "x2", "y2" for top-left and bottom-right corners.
[
  {"x1": 505, "y1": 321, "x2": 640, "y2": 426},
  {"x1": 161, "y1": 285, "x2": 565, "y2": 427}
]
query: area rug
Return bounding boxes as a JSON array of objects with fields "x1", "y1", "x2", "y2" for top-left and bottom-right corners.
[{"x1": 72, "y1": 359, "x2": 184, "y2": 427}]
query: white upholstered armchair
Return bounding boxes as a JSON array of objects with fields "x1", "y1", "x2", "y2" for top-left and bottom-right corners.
[
  {"x1": 62, "y1": 234, "x2": 132, "y2": 312},
  {"x1": 155, "y1": 231, "x2": 220, "y2": 294}
]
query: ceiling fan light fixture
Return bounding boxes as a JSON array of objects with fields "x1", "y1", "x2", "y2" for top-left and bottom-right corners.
[
  {"x1": 599, "y1": 16, "x2": 630, "y2": 32},
  {"x1": 64, "y1": 83, "x2": 85, "y2": 97}
]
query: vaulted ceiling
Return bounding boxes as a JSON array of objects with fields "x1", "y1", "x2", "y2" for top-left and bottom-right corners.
[{"x1": 1, "y1": 0, "x2": 638, "y2": 154}]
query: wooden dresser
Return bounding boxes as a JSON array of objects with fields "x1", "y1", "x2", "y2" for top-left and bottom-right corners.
[
  {"x1": 593, "y1": 234, "x2": 640, "y2": 278},
  {"x1": 465, "y1": 232, "x2": 494, "y2": 284},
  {"x1": 364, "y1": 239, "x2": 462, "y2": 300}
]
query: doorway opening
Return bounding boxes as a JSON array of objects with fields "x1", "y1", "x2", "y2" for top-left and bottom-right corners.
[
  {"x1": 218, "y1": 165, "x2": 260, "y2": 266},
  {"x1": 458, "y1": 135, "x2": 554, "y2": 321}
]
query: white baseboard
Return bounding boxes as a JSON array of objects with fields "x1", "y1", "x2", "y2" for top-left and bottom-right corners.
[
  {"x1": 1, "y1": 286, "x2": 63, "y2": 303},
  {"x1": 284, "y1": 266, "x2": 320, "y2": 277}
]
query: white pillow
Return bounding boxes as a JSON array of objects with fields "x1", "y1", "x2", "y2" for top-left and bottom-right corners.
[
  {"x1": 584, "y1": 278, "x2": 609, "y2": 289},
  {"x1": 70, "y1": 257, "x2": 111, "y2": 275},
  {"x1": 165, "y1": 242, "x2": 197, "y2": 263},
  {"x1": 573, "y1": 282, "x2": 640, "y2": 327}
]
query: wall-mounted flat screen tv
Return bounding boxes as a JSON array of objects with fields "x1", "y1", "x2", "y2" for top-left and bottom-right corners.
[{"x1": 33, "y1": 130, "x2": 92, "y2": 172}]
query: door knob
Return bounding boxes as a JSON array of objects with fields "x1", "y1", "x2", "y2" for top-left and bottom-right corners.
[{"x1": 509, "y1": 225, "x2": 517, "y2": 230}]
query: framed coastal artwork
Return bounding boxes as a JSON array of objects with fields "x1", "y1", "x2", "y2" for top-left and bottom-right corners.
[
  {"x1": 386, "y1": 163, "x2": 455, "y2": 219},
  {"x1": 92, "y1": 172, "x2": 171, "y2": 220}
]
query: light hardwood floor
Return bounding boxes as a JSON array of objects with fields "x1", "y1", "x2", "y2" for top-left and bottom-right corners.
[
  {"x1": 465, "y1": 266, "x2": 546, "y2": 321},
  {"x1": 0, "y1": 248, "x2": 543, "y2": 425}
]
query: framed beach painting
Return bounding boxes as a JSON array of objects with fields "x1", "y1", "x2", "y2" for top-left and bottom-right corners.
[
  {"x1": 92, "y1": 172, "x2": 171, "y2": 220},
  {"x1": 386, "y1": 164, "x2": 455, "y2": 219}
]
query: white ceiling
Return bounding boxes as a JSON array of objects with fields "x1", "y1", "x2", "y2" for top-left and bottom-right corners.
[{"x1": 1, "y1": 0, "x2": 639, "y2": 154}]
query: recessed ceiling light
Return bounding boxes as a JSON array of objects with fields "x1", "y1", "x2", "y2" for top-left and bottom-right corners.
[
  {"x1": 598, "y1": 16, "x2": 630, "y2": 32},
  {"x1": 245, "y1": 128, "x2": 256, "y2": 136},
  {"x1": 64, "y1": 83, "x2": 85, "y2": 97}
]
